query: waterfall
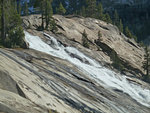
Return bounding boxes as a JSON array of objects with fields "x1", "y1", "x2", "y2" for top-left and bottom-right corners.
[{"x1": 25, "y1": 31, "x2": 150, "y2": 107}]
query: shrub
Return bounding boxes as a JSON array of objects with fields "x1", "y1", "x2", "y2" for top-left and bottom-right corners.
[{"x1": 82, "y1": 30, "x2": 89, "y2": 48}]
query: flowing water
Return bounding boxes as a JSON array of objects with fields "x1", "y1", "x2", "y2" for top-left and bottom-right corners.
[{"x1": 25, "y1": 31, "x2": 150, "y2": 107}]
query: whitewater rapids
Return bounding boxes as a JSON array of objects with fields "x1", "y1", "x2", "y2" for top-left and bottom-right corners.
[{"x1": 25, "y1": 31, "x2": 150, "y2": 108}]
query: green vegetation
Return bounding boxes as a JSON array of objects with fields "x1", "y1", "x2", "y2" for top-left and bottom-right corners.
[
  {"x1": 97, "y1": 3, "x2": 104, "y2": 20},
  {"x1": 110, "y1": 50, "x2": 124, "y2": 72},
  {"x1": 29, "y1": 0, "x2": 148, "y2": 42},
  {"x1": 34, "y1": 0, "x2": 57, "y2": 31},
  {"x1": 98, "y1": 30, "x2": 102, "y2": 41},
  {"x1": 119, "y1": 19, "x2": 123, "y2": 33},
  {"x1": 56, "y1": 2, "x2": 66, "y2": 15},
  {"x1": 113, "y1": 10, "x2": 119, "y2": 26},
  {"x1": 0, "y1": 0, "x2": 24, "y2": 48},
  {"x1": 104, "y1": 13, "x2": 112, "y2": 24},
  {"x1": 49, "y1": 18, "x2": 58, "y2": 32},
  {"x1": 142, "y1": 46, "x2": 150, "y2": 82},
  {"x1": 82, "y1": 30, "x2": 89, "y2": 48},
  {"x1": 86, "y1": 0, "x2": 97, "y2": 18},
  {"x1": 17, "y1": 0, "x2": 21, "y2": 15},
  {"x1": 125, "y1": 26, "x2": 132, "y2": 39},
  {"x1": 125, "y1": 26, "x2": 137, "y2": 41},
  {"x1": 24, "y1": 1, "x2": 29, "y2": 16}
]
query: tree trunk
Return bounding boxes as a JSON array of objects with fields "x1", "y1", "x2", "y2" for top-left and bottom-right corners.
[
  {"x1": 1, "y1": 0, "x2": 6, "y2": 43},
  {"x1": 41, "y1": 11, "x2": 44, "y2": 30},
  {"x1": 41, "y1": 1, "x2": 44, "y2": 30}
]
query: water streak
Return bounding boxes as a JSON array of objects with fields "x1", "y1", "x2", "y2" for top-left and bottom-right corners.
[{"x1": 25, "y1": 31, "x2": 150, "y2": 107}]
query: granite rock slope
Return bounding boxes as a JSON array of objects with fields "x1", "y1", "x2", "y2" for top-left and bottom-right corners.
[{"x1": 0, "y1": 15, "x2": 149, "y2": 113}]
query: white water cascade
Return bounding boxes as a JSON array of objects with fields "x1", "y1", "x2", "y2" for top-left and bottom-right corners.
[{"x1": 25, "y1": 31, "x2": 150, "y2": 107}]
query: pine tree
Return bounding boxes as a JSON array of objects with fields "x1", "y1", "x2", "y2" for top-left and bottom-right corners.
[
  {"x1": 86, "y1": 0, "x2": 97, "y2": 18},
  {"x1": 125, "y1": 26, "x2": 132, "y2": 38},
  {"x1": 34, "y1": 0, "x2": 53, "y2": 30},
  {"x1": 56, "y1": 3, "x2": 66, "y2": 15},
  {"x1": 17, "y1": 0, "x2": 21, "y2": 15},
  {"x1": 1, "y1": 0, "x2": 6, "y2": 44},
  {"x1": 0, "y1": 0, "x2": 24, "y2": 48},
  {"x1": 24, "y1": 1, "x2": 29, "y2": 16},
  {"x1": 82, "y1": 29, "x2": 89, "y2": 48},
  {"x1": 49, "y1": 18, "x2": 58, "y2": 32},
  {"x1": 113, "y1": 10, "x2": 119, "y2": 26},
  {"x1": 110, "y1": 50, "x2": 124, "y2": 71},
  {"x1": 97, "y1": 3, "x2": 104, "y2": 20},
  {"x1": 41, "y1": 0, "x2": 45, "y2": 30},
  {"x1": 80, "y1": 6, "x2": 86, "y2": 17},
  {"x1": 104, "y1": 13, "x2": 112, "y2": 24},
  {"x1": 45, "y1": 0, "x2": 53, "y2": 29},
  {"x1": 142, "y1": 46, "x2": 150, "y2": 78},
  {"x1": 98, "y1": 30, "x2": 102, "y2": 41},
  {"x1": 119, "y1": 19, "x2": 123, "y2": 33}
]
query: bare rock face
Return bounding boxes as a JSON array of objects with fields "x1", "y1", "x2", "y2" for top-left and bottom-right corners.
[
  {"x1": 22, "y1": 15, "x2": 144, "y2": 76},
  {"x1": 53, "y1": 15, "x2": 144, "y2": 76},
  {"x1": 0, "y1": 48, "x2": 150, "y2": 113}
]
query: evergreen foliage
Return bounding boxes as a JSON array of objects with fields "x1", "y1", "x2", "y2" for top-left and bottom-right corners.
[
  {"x1": 124, "y1": 26, "x2": 137, "y2": 41},
  {"x1": 119, "y1": 19, "x2": 123, "y2": 33},
  {"x1": 142, "y1": 46, "x2": 150, "y2": 79},
  {"x1": 104, "y1": 13, "x2": 112, "y2": 24},
  {"x1": 0, "y1": 0, "x2": 24, "y2": 48},
  {"x1": 97, "y1": 3, "x2": 104, "y2": 20},
  {"x1": 56, "y1": 3, "x2": 66, "y2": 15},
  {"x1": 86, "y1": 0, "x2": 97, "y2": 18},
  {"x1": 49, "y1": 18, "x2": 58, "y2": 32},
  {"x1": 24, "y1": 1, "x2": 29, "y2": 16},
  {"x1": 113, "y1": 10, "x2": 119, "y2": 26},
  {"x1": 31, "y1": 0, "x2": 150, "y2": 41},
  {"x1": 82, "y1": 30, "x2": 89, "y2": 48},
  {"x1": 34, "y1": 0, "x2": 53, "y2": 30},
  {"x1": 17, "y1": 1, "x2": 21, "y2": 15},
  {"x1": 80, "y1": 6, "x2": 86, "y2": 17},
  {"x1": 45, "y1": 0, "x2": 53, "y2": 29},
  {"x1": 110, "y1": 50, "x2": 124, "y2": 72},
  {"x1": 125, "y1": 26, "x2": 132, "y2": 38}
]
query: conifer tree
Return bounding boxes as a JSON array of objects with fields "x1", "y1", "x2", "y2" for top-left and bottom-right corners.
[
  {"x1": 1, "y1": 0, "x2": 5, "y2": 44},
  {"x1": 104, "y1": 13, "x2": 112, "y2": 24},
  {"x1": 142, "y1": 46, "x2": 150, "y2": 78},
  {"x1": 125, "y1": 26, "x2": 132, "y2": 38},
  {"x1": 119, "y1": 19, "x2": 123, "y2": 33},
  {"x1": 49, "y1": 18, "x2": 58, "y2": 32},
  {"x1": 86, "y1": 0, "x2": 97, "y2": 18},
  {"x1": 45, "y1": 0, "x2": 53, "y2": 29},
  {"x1": 56, "y1": 3, "x2": 66, "y2": 15},
  {"x1": 0, "y1": 0, "x2": 24, "y2": 48},
  {"x1": 82, "y1": 29, "x2": 89, "y2": 48},
  {"x1": 34, "y1": 0, "x2": 53, "y2": 30},
  {"x1": 110, "y1": 50, "x2": 124, "y2": 71},
  {"x1": 97, "y1": 3, "x2": 104, "y2": 20},
  {"x1": 24, "y1": 1, "x2": 29, "y2": 16},
  {"x1": 17, "y1": 0, "x2": 21, "y2": 15},
  {"x1": 113, "y1": 10, "x2": 119, "y2": 26},
  {"x1": 41, "y1": 0, "x2": 45, "y2": 30},
  {"x1": 80, "y1": 6, "x2": 86, "y2": 17}
]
